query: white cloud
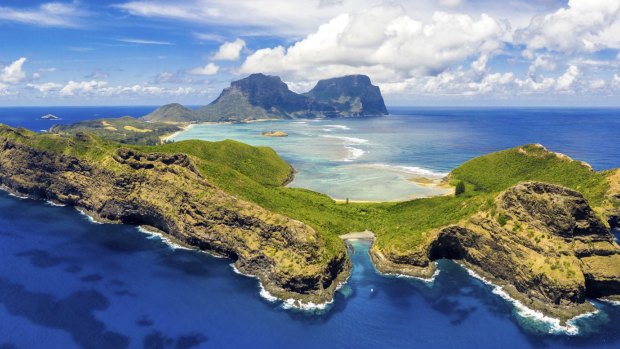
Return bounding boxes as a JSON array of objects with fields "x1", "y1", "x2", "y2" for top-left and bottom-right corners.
[
  {"x1": 555, "y1": 65, "x2": 580, "y2": 91},
  {"x1": 194, "y1": 32, "x2": 225, "y2": 42},
  {"x1": 439, "y1": 0, "x2": 462, "y2": 7},
  {"x1": 528, "y1": 55, "x2": 556, "y2": 74},
  {"x1": 212, "y1": 39, "x2": 246, "y2": 61},
  {"x1": 27, "y1": 82, "x2": 63, "y2": 95},
  {"x1": 59, "y1": 80, "x2": 109, "y2": 96},
  {"x1": 0, "y1": 2, "x2": 87, "y2": 28},
  {"x1": 28, "y1": 79, "x2": 204, "y2": 98},
  {"x1": 1, "y1": 57, "x2": 27, "y2": 84},
  {"x1": 119, "y1": 38, "x2": 173, "y2": 45},
  {"x1": 190, "y1": 63, "x2": 220, "y2": 75},
  {"x1": 516, "y1": 0, "x2": 620, "y2": 54},
  {"x1": 589, "y1": 79, "x2": 606, "y2": 89},
  {"x1": 239, "y1": 5, "x2": 507, "y2": 85},
  {"x1": 612, "y1": 74, "x2": 620, "y2": 88}
]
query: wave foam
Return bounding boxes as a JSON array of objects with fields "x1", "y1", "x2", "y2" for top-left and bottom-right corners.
[
  {"x1": 230, "y1": 263, "x2": 336, "y2": 310},
  {"x1": 137, "y1": 226, "x2": 193, "y2": 251},
  {"x1": 600, "y1": 298, "x2": 620, "y2": 306},
  {"x1": 75, "y1": 208, "x2": 104, "y2": 224},
  {"x1": 463, "y1": 265, "x2": 597, "y2": 335},
  {"x1": 343, "y1": 146, "x2": 366, "y2": 162},
  {"x1": 320, "y1": 135, "x2": 368, "y2": 144},
  {"x1": 324, "y1": 124, "x2": 350, "y2": 130},
  {"x1": 46, "y1": 200, "x2": 66, "y2": 207},
  {"x1": 370, "y1": 163, "x2": 448, "y2": 178},
  {"x1": 377, "y1": 262, "x2": 440, "y2": 284}
]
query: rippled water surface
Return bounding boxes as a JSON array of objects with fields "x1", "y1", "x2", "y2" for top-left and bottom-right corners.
[
  {"x1": 1, "y1": 107, "x2": 619, "y2": 348},
  {"x1": 0, "y1": 194, "x2": 619, "y2": 349},
  {"x1": 173, "y1": 107, "x2": 620, "y2": 201}
]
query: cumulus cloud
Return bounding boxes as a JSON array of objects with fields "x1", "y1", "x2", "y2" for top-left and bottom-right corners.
[
  {"x1": 516, "y1": 0, "x2": 620, "y2": 54},
  {"x1": 1, "y1": 57, "x2": 27, "y2": 84},
  {"x1": 0, "y1": 2, "x2": 87, "y2": 28},
  {"x1": 212, "y1": 39, "x2": 246, "y2": 61},
  {"x1": 555, "y1": 65, "x2": 580, "y2": 91},
  {"x1": 239, "y1": 5, "x2": 508, "y2": 85},
  {"x1": 59, "y1": 80, "x2": 109, "y2": 96},
  {"x1": 528, "y1": 55, "x2": 556, "y2": 75},
  {"x1": 190, "y1": 62, "x2": 220, "y2": 75}
]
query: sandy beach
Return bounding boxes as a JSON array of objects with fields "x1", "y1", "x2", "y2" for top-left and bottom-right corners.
[{"x1": 339, "y1": 230, "x2": 376, "y2": 240}]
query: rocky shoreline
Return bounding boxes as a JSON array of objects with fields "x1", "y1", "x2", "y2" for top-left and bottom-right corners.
[
  {"x1": 370, "y1": 182, "x2": 620, "y2": 324},
  {"x1": 0, "y1": 134, "x2": 350, "y2": 306}
]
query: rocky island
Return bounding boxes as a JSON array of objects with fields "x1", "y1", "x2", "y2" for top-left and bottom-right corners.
[
  {"x1": 262, "y1": 131, "x2": 288, "y2": 137},
  {"x1": 143, "y1": 73, "x2": 389, "y2": 123},
  {"x1": 41, "y1": 114, "x2": 60, "y2": 120},
  {"x1": 0, "y1": 124, "x2": 618, "y2": 321}
]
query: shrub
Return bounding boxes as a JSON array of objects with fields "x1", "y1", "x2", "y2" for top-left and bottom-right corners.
[
  {"x1": 455, "y1": 180, "x2": 466, "y2": 196},
  {"x1": 497, "y1": 213, "x2": 508, "y2": 226}
]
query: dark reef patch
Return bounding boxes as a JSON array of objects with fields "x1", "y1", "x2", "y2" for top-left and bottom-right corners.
[
  {"x1": 14, "y1": 249, "x2": 67, "y2": 268},
  {"x1": 143, "y1": 331, "x2": 207, "y2": 349},
  {"x1": 0, "y1": 278, "x2": 129, "y2": 349}
]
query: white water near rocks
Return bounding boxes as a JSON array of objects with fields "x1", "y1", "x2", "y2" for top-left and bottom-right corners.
[{"x1": 461, "y1": 264, "x2": 598, "y2": 335}]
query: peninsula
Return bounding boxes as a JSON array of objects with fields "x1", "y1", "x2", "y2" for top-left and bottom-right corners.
[{"x1": 0, "y1": 125, "x2": 618, "y2": 321}]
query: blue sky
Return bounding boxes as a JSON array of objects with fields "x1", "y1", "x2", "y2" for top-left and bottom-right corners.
[{"x1": 1, "y1": 0, "x2": 620, "y2": 106}]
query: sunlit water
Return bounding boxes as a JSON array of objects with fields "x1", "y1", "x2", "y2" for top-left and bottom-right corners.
[
  {"x1": 0, "y1": 107, "x2": 619, "y2": 348},
  {"x1": 173, "y1": 107, "x2": 620, "y2": 201}
]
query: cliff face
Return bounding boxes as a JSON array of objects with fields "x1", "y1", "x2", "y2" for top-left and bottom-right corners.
[
  {"x1": 305, "y1": 75, "x2": 388, "y2": 116},
  {"x1": 373, "y1": 182, "x2": 620, "y2": 321},
  {"x1": 145, "y1": 73, "x2": 388, "y2": 122},
  {"x1": 0, "y1": 130, "x2": 350, "y2": 305}
]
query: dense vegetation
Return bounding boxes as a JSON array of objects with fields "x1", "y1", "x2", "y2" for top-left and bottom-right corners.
[{"x1": 1, "y1": 125, "x2": 613, "y2": 258}]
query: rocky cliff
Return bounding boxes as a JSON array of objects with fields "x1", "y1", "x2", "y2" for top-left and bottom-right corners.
[
  {"x1": 372, "y1": 181, "x2": 620, "y2": 321},
  {"x1": 305, "y1": 75, "x2": 388, "y2": 116},
  {"x1": 143, "y1": 73, "x2": 388, "y2": 122},
  {"x1": 0, "y1": 126, "x2": 350, "y2": 306}
]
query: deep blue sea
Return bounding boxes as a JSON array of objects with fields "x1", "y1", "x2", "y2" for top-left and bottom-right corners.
[{"x1": 1, "y1": 107, "x2": 620, "y2": 349}]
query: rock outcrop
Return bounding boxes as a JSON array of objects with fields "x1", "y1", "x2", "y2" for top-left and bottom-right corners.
[
  {"x1": 143, "y1": 73, "x2": 388, "y2": 123},
  {"x1": 0, "y1": 129, "x2": 350, "y2": 305},
  {"x1": 373, "y1": 182, "x2": 620, "y2": 321}
]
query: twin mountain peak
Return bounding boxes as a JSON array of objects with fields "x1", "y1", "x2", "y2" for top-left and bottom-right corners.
[{"x1": 143, "y1": 74, "x2": 389, "y2": 122}]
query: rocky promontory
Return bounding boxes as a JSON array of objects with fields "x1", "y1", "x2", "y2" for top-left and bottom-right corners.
[
  {"x1": 372, "y1": 179, "x2": 620, "y2": 321},
  {"x1": 1, "y1": 127, "x2": 618, "y2": 321},
  {"x1": 0, "y1": 126, "x2": 350, "y2": 306}
]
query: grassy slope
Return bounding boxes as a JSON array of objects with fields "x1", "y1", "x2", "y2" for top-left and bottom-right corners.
[
  {"x1": 1, "y1": 125, "x2": 613, "y2": 258},
  {"x1": 50, "y1": 116, "x2": 181, "y2": 145}
]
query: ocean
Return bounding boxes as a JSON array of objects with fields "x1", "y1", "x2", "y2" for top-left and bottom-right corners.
[
  {"x1": 0, "y1": 107, "x2": 619, "y2": 349},
  {"x1": 173, "y1": 107, "x2": 620, "y2": 201}
]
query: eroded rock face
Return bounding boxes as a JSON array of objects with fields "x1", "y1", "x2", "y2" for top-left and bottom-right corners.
[
  {"x1": 375, "y1": 181, "x2": 620, "y2": 320},
  {"x1": 0, "y1": 137, "x2": 350, "y2": 304},
  {"x1": 454, "y1": 183, "x2": 618, "y2": 316},
  {"x1": 499, "y1": 182, "x2": 609, "y2": 238}
]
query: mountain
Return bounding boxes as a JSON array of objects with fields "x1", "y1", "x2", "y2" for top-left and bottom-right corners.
[
  {"x1": 305, "y1": 75, "x2": 388, "y2": 116},
  {"x1": 142, "y1": 103, "x2": 200, "y2": 122},
  {"x1": 142, "y1": 73, "x2": 388, "y2": 122}
]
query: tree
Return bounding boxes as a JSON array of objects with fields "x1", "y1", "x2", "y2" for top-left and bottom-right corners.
[{"x1": 455, "y1": 180, "x2": 466, "y2": 196}]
